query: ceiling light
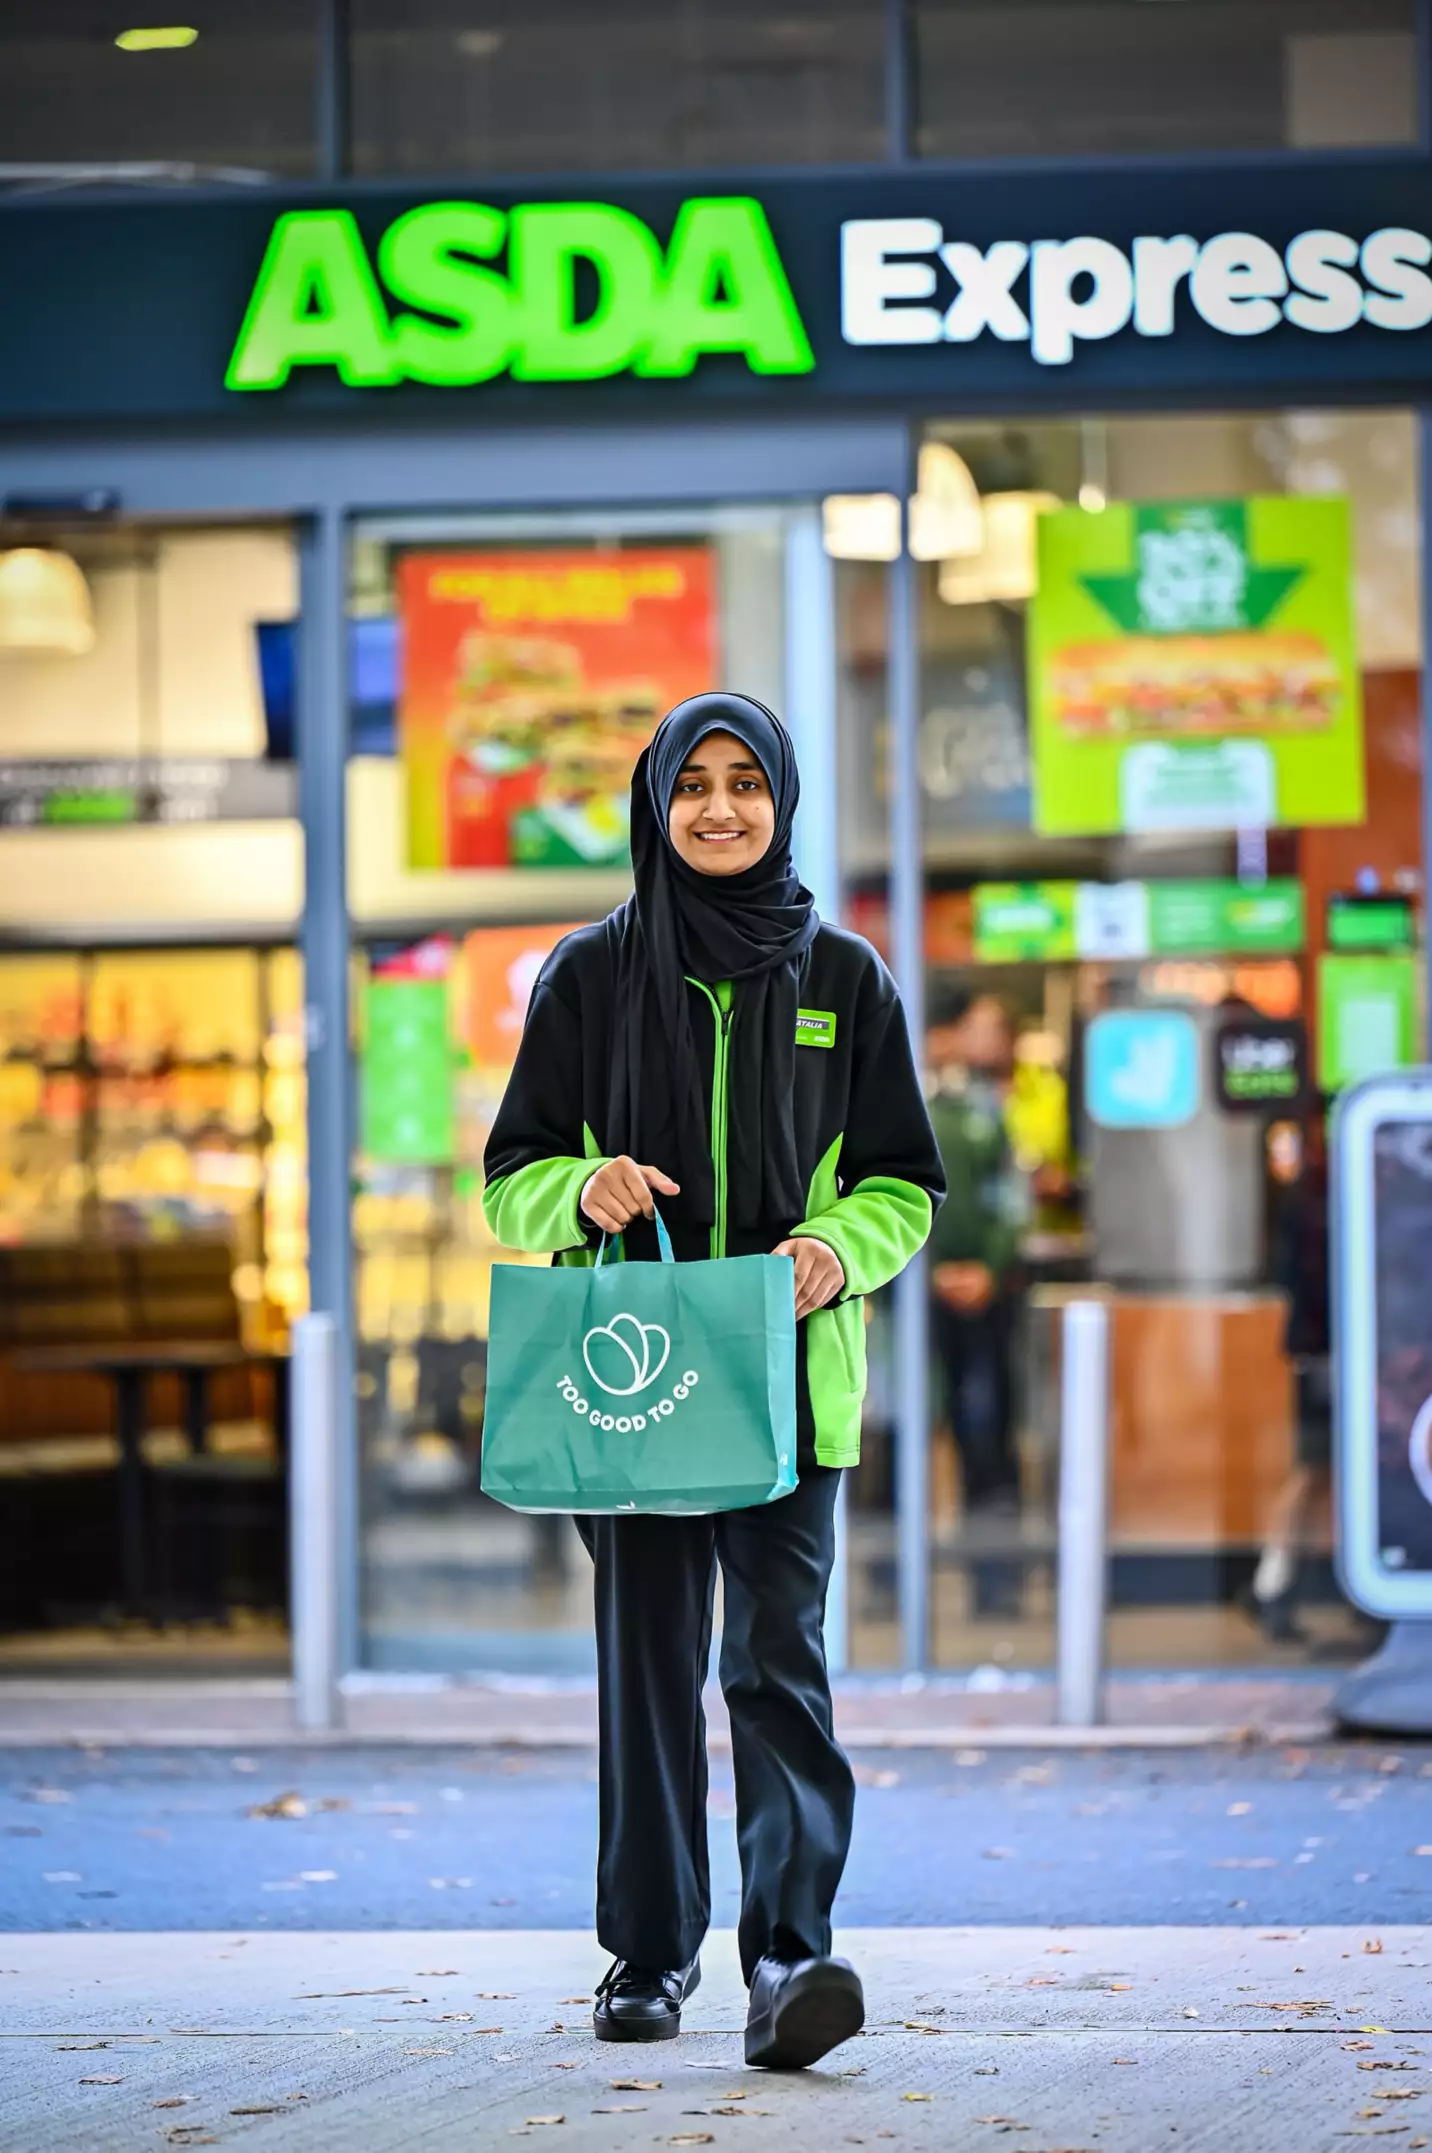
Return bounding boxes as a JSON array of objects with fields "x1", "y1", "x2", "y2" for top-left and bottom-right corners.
[
  {"x1": 115, "y1": 26, "x2": 199, "y2": 51},
  {"x1": 938, "y1": 491, "x2": 1060, "y2": 605},
  {"x1": 822, "y1": 493, "x2": 901, "y2": 562},
  {"x1": 0, "y1": 548, "x2": 96, "y2": 654},
  {"x1": 909, "y1": 442, "x2": 984, "y2": 563},
  {"x1": 1078, "y1": 482, "x2": 1108, "y2": 513}
]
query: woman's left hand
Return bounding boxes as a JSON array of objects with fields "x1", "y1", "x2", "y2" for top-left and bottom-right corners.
[{"x1": 773, "y1": 1236, "x2": 845, "y2": 1320}]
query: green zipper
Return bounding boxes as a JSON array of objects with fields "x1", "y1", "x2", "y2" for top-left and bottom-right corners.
[{"x1": 688, "y1": 977, "x2": 733, "y2": 1259}]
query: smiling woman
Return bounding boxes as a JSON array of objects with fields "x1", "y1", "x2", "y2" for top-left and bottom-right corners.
[{"x1": 666, "y1": 731, "x2": 777, "y2": 877}]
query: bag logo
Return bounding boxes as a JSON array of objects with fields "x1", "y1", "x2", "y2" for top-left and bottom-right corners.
[{"x1": 582, "y1": 1314, "x2": 671, "y2": 1398}]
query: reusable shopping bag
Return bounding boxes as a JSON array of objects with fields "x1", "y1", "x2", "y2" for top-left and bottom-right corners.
[{"x1": 480, "y1": 1209, "x2": 797, "y2": 1514}]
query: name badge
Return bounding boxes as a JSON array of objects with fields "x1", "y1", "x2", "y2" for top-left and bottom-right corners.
[{"x1": 796, "y1": 1008, "x2": 837, "y2": 1049}]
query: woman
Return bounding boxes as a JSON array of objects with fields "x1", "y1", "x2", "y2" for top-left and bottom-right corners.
[{"x1": 483, "y1": 692, "x2": 943, "y2": 2069}]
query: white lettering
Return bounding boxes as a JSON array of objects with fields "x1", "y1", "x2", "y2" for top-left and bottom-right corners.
[
  {"x1": 615, "y1": 1415, "x2": 632, "y2": 1433},
  {"x1": 1029, "y1": 236, "x2": 1134, "y2": 365},
  {"x1": 939, "y1": 239, "x2": 1029, "y2": 343},
  {"x1": 1132, "y1": 234, "x2": 1199, "y2": 336},
  {"x1": 1284, "y1": 228, "x2": 1363, "y2": 333},
  {"x1": 1362, "y1": 226, "x2": 1432, "y2": 330},
  {"x1": 1190, "y1": 232, "x2": 1286, "y2": 336},
  {"x1": 683, "y1": 1370, "x2": 700, "y2": 1386},
  {"x1": 840, "y1": 217, "x2": 943, "y2": 345},
  {"x1": 674, "y1": 1381, "x2": 689, "y2": 1401}
]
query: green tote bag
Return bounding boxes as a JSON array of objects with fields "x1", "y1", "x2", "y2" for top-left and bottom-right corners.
[{"x1": 480, "y1": 1209, "x2": 797, "y2": 1515}]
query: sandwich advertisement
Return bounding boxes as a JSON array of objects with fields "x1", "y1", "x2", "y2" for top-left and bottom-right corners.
[
  {"x1": 400, "y1": 546, "x2": 715, "y2": 870},
  {"x1": 1028, "y1": 496, "x2": 1364, "y2": 837}
]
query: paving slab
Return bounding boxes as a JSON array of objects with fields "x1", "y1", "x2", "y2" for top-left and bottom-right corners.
[{"x1": 2, "y1": 1928, "x2": 1429, "y2": 2152}]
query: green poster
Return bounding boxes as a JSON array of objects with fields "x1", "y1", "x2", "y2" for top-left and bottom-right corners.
[
  {"x1": 972, "y1": 877, "x2": 1304, "y2": 964},
  {"x1": 1028, "y1": 497, "x2": 1364, "y2": 836},
  {"x1": 1316, "y1": 954, "x2": 1420, "y2": 1092},
  {"x1": 973, "y1": 882, "x2": 1078, "y2": 962},
  {"x1": 361, "y1": 978, "x2": 455, "y2": 1162}
]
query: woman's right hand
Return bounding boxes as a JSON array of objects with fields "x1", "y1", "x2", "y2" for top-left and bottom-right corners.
[{"x1": 579, "y1": 1156, "x2": 681, "y2": 1234}]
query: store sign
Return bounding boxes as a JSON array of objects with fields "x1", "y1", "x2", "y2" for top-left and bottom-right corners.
[
  {"x1": 0, "y1": 759, "x2": 296, "y2": 826},
  {"x1": 226, "y1": 199, "x2": 813, "y2": 391},
  {"x1": 361, "y1": 938, "x2": 457, "y2": 1164},
  {"x1": 973, "y1": 877, "x2": 1304, "y2": 964},
  {"x1": 843, "y1": 220, "x2": 1432, "y2": 367},
  {"x1": 1213, "y1": 1015, "x2": 1306, "y2": 1112},
  {"x1": 11, "y1": 160, "x2": 1432, "y2": 422},
  {"x1": 1333, "y1": 1077, "x2": 1432, "y2": 1617},
  {"x1": 1028, "y1": 496, "x2": 1363, "y2": 836}
]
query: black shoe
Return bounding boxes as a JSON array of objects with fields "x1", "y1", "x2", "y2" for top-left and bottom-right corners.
[
  {"x1": 744, "y1": 1954, "x2": 865, "y2": 2069},
  {"x1": 593, "y1": 1956, "x2": 700, "y2": 2043}
]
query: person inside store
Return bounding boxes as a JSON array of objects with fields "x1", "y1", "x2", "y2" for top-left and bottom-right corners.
[
  {"x1": 482, "y1": 693, "x2": 944, "y2": 2068},
  {"x1": 925, "y1": 985, "x2": 1027, "y2": 1605},
  {"x1": 1247, "y1": 1107, "x2": 1333, "y2": 1643}
]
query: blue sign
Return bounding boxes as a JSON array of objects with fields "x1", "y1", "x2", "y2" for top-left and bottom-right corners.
[{"x1": 1085, "y1": 1009, "x2": 1200, "y2": 1129}]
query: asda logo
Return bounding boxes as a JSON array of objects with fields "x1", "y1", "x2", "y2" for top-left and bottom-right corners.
[
  {"x1": 843, "y1": 219, "x2": 1432, "y2": 366},
  {"x1": 226, "y1": 197, "x2": 813, "y2": 392}
]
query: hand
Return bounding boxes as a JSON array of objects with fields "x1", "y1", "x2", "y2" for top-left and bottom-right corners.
[
  {"x1": 933, "y1": 1260, "x2": 996, "y2": 1313},
  {"x1": 773, "y1": 1236, "x2": 845, "y2": 1320},
  {"x1": 579, "y1": 1155, "x2": 680, "y2": 1234}
]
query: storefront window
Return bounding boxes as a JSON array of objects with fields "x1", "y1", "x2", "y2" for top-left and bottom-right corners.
[
  {"x1": 346, "y1": 506, "x2": 790, "y2": 1671},
  {"x1": 0, "y1": 519, "x2": 302, "y2": 1669},
  {"x1": 837, "y1": 408, "x2": 1423, "y2": 1672},
  {"x1": 0, "y1": 4, "x2": 319, "y2": 184},
  {"x1": 348, "y1": 0, "x2": 887, "y2": 177},
  {"x1": 914, "y1": 0, "x2": 1418, "y2": 160}
]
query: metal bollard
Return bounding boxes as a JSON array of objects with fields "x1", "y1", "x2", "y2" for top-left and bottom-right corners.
[
  {"x1": 290, "y1": 1313, "x2": 341, "y2": 1733},
  {"x1": 1056, "y1": 1298, "x2": 1111, "y2": 1728}
]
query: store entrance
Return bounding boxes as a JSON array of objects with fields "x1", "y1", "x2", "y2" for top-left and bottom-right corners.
[{"x1": 0, "y1": 518, "x2": 303, "y2": 1672}]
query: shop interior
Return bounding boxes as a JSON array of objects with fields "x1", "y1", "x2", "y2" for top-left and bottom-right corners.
[{"x1": 0, "y1": 406, "x2": 1421, "y2": 1675}]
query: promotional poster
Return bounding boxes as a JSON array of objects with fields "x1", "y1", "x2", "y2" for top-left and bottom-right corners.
[
  {"x1": 399, "y1": 546, "x2": 716, "y2": 870},
  {"x1": 1028, "y1": 496, "x2": 1364, "y2": 836}
]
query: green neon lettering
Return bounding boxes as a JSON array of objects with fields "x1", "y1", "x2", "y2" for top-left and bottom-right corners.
[
  {"x1": 639, "y1": 196, "x2": 814, "y2": 378},
  {"x1": 225, "y1": 210, "x2": 398, "y2": 391},
  {"x1": 378, "y1": 201, "x2": 516, "y2": 387},
  {"x1": 509, "y1": 202, "x2": 661, "y2": 381}
]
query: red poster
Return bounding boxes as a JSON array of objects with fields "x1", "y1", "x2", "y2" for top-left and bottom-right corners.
[{"x1": 400, "y1": 547, "x2": 716, "y2": 870}]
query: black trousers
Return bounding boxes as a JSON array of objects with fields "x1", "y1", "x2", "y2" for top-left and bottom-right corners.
[
  {"x1": 575, "y1": 1464, "x2": 853, "y2": 1985},
  {"x1": 932, "y1": 1296, "x2": 1020, "y2": 1509}
]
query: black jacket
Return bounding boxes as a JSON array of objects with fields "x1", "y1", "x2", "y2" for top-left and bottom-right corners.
[{"x1": 483, "y1": 917, "x2": 944, "y2": 1466}]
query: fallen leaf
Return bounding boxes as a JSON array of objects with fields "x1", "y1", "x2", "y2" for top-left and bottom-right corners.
[
  {"x1": 232, "y1": 2106, "x2": 287, "y2": 2116},
  {"x1": 1366, "y1": 1940, "x2": 1386, "y2": 1956},
  {"x1": 57, "y1": 2043, "x2": 109, "y2": 2051},
  {"x1": 479, "y1": 1992, "x2": 517, "y2": 1999},
  {"x1": 1183, "y1": 2008, "x2": 1201, "y2": 2019},
  {"x1": 524, "y1": 2120, "x2": 565, "y2": 2129},
  {"x1": 902, "y1": 2093, "x2": 934, "y2": 2102},
  {"x1": 558, "y1": 1996, "x2": 590, "y2": 2005},
  {"x1": 1347, "y1": 2044, "x2": 1378, "y2": 2052},
  {"x1": 1108, "y1": 1982, "x2": 1132, "y2": 1993},
  {"x1": 435, "y1": 2013, "x2": 474, "y2": 2023},
  {"x1": 247, "y1": 1790, "x2": 307, "y2": 1819},
  {"x1": 611, "y1": 2080, "x2": 663, "y2": 2092},
  {"x1": 1361, "y1": 2065, "x2": 1419, "y2": 2074},
  {"x1": 594, "y1": 2105, "x2": 647, "y2": 2114},
  {"x1": 417, "y1": 1969, "x2": 459, "y2": 1977},
  {"x1": 296, "y1": 1988, "x2": 409, "y2": 1999},
  {"x1": 405, "y1": 2045, "x2": 453, "y2": 2057},
  {"x1": 668, "y1": 2138, "x2": 716, "y2": 2147},
  {"x1": 79, "y1": 2075, "x2": 126, "y2": 2084},
  {"x1": 1046, "y1": 1947, "x2": 1076, "y2": 1955},
  {"x1": 905, "y1": 2019, "x2": 946, "y2": 2032},
  {"x1": 153, "y1": 2098, "x2": 193, "y2": 2109},
  {"x1": 1113, "y1": 2058, "x2": 1137, "y2": 2065}
]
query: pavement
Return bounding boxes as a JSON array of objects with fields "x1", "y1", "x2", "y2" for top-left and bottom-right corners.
[
  {"x1": 4, "y1": 1742, "x2": 1432, "y2": 1934},
  {"x1": 0, "y1": 1672, "x2": 1341, "y2": 1749},
  {"x1": 4, "y1": 1924, "x2": 1430, "y2": 2152}
]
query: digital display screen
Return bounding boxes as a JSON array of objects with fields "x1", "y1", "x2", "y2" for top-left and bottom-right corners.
[
  {"x1": 1327, "y1": 893, "x2": 1415, "y2": 953},
  {"x1": 1371, "y1": 1120, "x2": 1432, "y2": 1578}
]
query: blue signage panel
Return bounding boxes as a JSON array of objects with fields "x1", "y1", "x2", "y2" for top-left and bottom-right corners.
[
  {"x1": 1085, "y1": 1008, "x2": 1200, "y2": 1130},
  {"x1": 8, "y1": 157, "x2": 1432, "y2": 423},
  {"x1": 1333, "y1": 1073, "x2": 1432, "y2": 1619}
]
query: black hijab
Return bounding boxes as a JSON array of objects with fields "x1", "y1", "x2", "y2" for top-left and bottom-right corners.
[{"x1": 606, "y1": 692, "x2": 818, "y2": 1233}]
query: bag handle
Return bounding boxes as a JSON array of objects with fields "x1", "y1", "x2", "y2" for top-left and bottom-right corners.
[{"x1": 595, "y1": 1202, "x2": 675, "y2": 1268}]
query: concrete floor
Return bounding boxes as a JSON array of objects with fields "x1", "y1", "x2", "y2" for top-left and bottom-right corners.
[{"x1": 3, "y1": 1926, "x2": 1429, "y2": 2151}]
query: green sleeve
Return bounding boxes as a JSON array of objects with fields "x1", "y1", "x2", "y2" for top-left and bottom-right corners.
[
  {"x1": 791, "y1": 1173, "x2": 934, "y2": 1299},
  {"x1": 483, "y1": 1151, "x2": 612, "y2": 1254}
]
